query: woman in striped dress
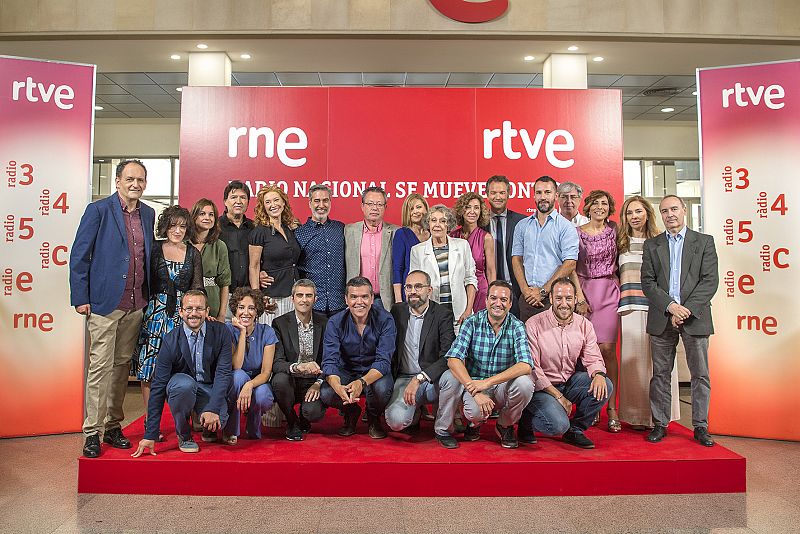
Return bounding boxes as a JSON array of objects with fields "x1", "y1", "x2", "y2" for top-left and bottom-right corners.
[{"x1": 617, "y1": 196, "x2": 680, "y2": 429}]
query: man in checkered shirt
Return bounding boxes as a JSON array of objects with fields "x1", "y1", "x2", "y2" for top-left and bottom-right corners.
[{"x1": 435, "y1": 280, "x2": 535, "y2": 449}]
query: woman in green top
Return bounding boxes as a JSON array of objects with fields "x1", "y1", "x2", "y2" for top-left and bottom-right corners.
[{"x1": 191, "y1": 198, "x2": 232, "y2": 321}]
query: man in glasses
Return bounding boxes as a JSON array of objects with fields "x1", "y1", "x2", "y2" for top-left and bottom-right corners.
[
  {"x1": 132, "y1": 290, "x2": 234, "y2": 456},
  {"x1": 557, "y1": 181, "x2": 589, "y2": 227},
  {"x1": 344, "y1": 186, "x2": 398, "y2": 311},
  {"x1": 384, "y1": 270, "x2": 455, "y2": 443}
]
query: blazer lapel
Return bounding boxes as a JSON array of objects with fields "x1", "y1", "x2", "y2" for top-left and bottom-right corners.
[
  {"x1": 656, "y1": 234, "x2": 671, "y2": 286},
  {"x1": 289, "y1": 316, "x2": 300, "y2": 358},
  {"x1": 201, "y1": 324, "x2": 213, "y2": 377},
  {"x1": 679, "y1": 229, "x2": 696, "y2": 288},
  {"x1": 311, "y1": 315, "x2": 322, "y2": 358},
  {"x1": 110, "y1": 196, "x2": 128, "y2": 243},
  {"x1": 423, "y1": 240, "x2": 440, "y2": 286},
  {"x1": 418, "y1": 303, "x2": 435, "y2": 354},
  {"x1": 178, "y1": 328, "x2": 194, "y2": 372},
  {"x1": 380, "y1": 225, "x2": 393, "y2": 266}
]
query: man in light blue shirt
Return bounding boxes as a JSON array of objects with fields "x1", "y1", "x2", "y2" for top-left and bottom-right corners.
[{"x1": 511, "y1": 176, "x2": 579, "y2": 322}]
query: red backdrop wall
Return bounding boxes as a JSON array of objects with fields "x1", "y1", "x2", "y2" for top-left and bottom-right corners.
[{"x1": 179, "y1": 87, "x2": 623, "y2": 224}]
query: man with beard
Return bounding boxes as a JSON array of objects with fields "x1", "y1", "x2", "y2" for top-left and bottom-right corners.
[
  {"x1": 557, "y1": 181, "x2": 590, "y2": 226},
  {"x1": 132, "y1": 290, "x2": 234, "y2": 456},
  {"x1": 295, "y1": 184, "x2": 347, "y2": 316},
  {"x1": 437, "y1": 280, "x2": 535, "y2": 449},
  {"x1": 519, "y1": 277, "x2": 612, "y2": 449},
  {"x1": 320, "y1": 277, "x2": 396, "y2": 438},
  {"x1": 511, "y1": 176, "x2": 579, "y2": 322},
  {"x1": 483, "y1": 175, "x2": 526, "y2": 317},
  {"x1": 384, "y1": 270, "x2": 455, "y2": 441}
]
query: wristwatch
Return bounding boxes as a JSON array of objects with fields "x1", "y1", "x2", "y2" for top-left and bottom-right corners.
[
  {"x1": 415, "y1": 373, "x2": 426, "y2": 383},
  {"x1": 594, "y1": 371, "x2": 608, "y2": 378},
  {"x1": 358, "y1": 377, "x2": 368, "y2": 390},
  {"x1": 539, "y1": 288, "x2": 548, "y2": 299}
]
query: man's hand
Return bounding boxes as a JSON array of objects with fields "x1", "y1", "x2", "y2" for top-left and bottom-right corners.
[
  {"x1": 237, "y1": 381, "x2": 253, "y2": 412},
  {"x1": 131, "y1": 438, "x2": 156, "y2": 457},
  {"x1": 200, "y1": 411, "x2": 221, "y2": 432},
  {"x1": 344, "y1": 380, "x2": 364, "y2": 404},
  {"x1": 474, "y1": 392, "x2": 495, "y2": 417},
  {"x1": 575, "y1": 300, "x2": 590, "y2": 315},
  {"x1": 589, "y1": 374, "x2": 609, "y2": 401},
  {"x1": 259, "y1": 271, "x2": 275, "y2": 289},
  {"x1": 521, "y1": 286, "x2": 541, "y2": 306},
  {"x1": 465, "y1": 378, "x2": 490, "y2": 396},
  {"x1": 403, "y1": 377, "x2": 421, "y2": 406},
  {"x1": 75, "y1": 304, "x2": 91, "y2": 316},
  {"x1": 557, "y1": 395, "x2": 573, "y2": 415},
  {"x1": 296, "y1": 361, "x2": 322, "y2": 376},
  {"x1": 332, "y1": 381, "x2": 350, "y2": 403},
  {"x1": 667, "y1": 302, "x2": 691, "y2": 322},
  {"x1": 304, "y1": 382, "x2": 321, "y2": 403}
]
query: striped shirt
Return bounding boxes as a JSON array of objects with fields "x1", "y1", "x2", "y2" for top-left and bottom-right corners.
[
  {"x1": 618, "y1": 236, "x2": 650, "y2": 313},
  {"x1": 434, "y1": 244, "x2": 451, "y2": 304}
]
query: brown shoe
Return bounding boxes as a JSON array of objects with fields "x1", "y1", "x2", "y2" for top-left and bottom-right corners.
[
  {"x1": 367, "y1": 416, "x2": 387, "y2": 439},
  {"x1": 337, "y1": 405, "x2": 361, "y2": 437}
]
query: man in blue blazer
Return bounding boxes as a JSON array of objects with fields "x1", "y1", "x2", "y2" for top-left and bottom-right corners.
[
  {"x1": 69, "y1": 160, "x2": 155, "y2": 458},
  {"x1": 133, "y1": 290, "x2": 234, "y2": 455}
]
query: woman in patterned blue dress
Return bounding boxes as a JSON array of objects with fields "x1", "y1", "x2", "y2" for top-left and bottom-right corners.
[{"x1": 135, "y1": 205, "x2": 203, "y2": 415}]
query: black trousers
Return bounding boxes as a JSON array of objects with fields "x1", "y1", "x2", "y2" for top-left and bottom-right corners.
[{"x1": 271, "y1": 372, "x2": 326, "y2": 423}]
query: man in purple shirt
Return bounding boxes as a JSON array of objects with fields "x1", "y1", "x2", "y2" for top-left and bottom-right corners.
[
  {"x1": 520, "y1": 277, "x2": 612, "y2": 449},
  {"x1": 70, "y1": 160, "x2": 155, "y2": 458}
]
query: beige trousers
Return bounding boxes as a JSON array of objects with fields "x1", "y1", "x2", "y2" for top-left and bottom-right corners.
[{"x1": 83, "y1": 308, "x2": 143, "y2": 437}]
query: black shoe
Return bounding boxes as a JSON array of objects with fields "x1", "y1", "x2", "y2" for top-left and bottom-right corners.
[
  {"x1": 102, "y1": 427, "x2": 132, "y2": 449},
  {"x1": 694, "y1": 427, "x2": 715, "y2": 447},
  {"x1": 201, "y1": 428, "x2": 218, "y2": 442},
  {"x1": 82, "y1": 434, "x2": 101, "y2": 458},
  {"x1": 435, "y1": 432, "x2": 459, "y2": 449},
  {"x1": 495, "y1": 423, "x2": 519, "y2": 449},
  {"x1": 338, "y1": 405, "x2": 361, "y2": 437},
  {"x1": 298, "y1": 415, "x2": 312, "y2": 433},
  {"x1": 646, "y1": 425, "x2": 667, "y2": 443},
  {"x1": 563, "y1": 429, "x2": 595, "y2": 449},
  {"x1": 420, "y1": 404, "x2": 435, "y2": 422},
  {"x1": 285, "y1": 422, "x2": 304, "y2": 441},
  {"x1": 401, "y1": 421, "x2": 421, "y2": 435},
  {"x1": 463, "y1": 424, "x2": 481, "y2": 442},
  {"x1": 368, "y1": 416, "x2": 388, "y2": 439},
  {"x1": 518, "y1": 426, "x2": 537, "y2": 444},
  {"x1": 488, "y1": 409, "x2": 500, "y2": 420}
]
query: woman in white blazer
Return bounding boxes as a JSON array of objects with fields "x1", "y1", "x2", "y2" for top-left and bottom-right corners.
[{"x1": 410, "y1": 204, "x2": 477, "y2": 333}]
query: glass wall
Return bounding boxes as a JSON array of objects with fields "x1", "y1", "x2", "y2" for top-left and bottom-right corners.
[
  {"x1": 623, "y1": 159, "x2": 702, "y2": 232},
  {"x1": 92, "y1": 157, "x2": 179, "y2": 220}
]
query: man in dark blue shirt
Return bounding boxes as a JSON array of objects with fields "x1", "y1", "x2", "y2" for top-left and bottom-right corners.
[
  {"x1": 321, "y1": 277, "x2": 396, "y2": 439},
  {"x1": 295, "y1": 184, "x2": 347, "y2": 316}
]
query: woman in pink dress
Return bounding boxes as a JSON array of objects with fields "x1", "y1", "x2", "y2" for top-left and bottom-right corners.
[
  {"x1": 451, "y1": 192, "x2": 495, "y2": 311},
  {"x1": 572, "y1": 190, "x2": 621, "y2": 432}
]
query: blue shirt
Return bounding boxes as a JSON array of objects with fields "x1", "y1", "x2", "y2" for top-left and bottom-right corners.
[
  {"x1": 511, "y1": 211, "x2": 579, "y2": 288},
  {"x1": 183, "y1": 322, "x2": 207, "y2": 383},
  {"x1": 446, "y1": 309, "x2": 533, "y2": 380},
  {"x1": 667, "y1": 226, "x2": 687, "y2": 306},
  {"x1": 225, "y1": 322, "x2": 278, "y2": 376},
  {"x1": 295, "y1": 217, "x2": 346, "y2": 312},
  {"x1": 322, "y1": 305, "x2": 396, "y2": 377}
]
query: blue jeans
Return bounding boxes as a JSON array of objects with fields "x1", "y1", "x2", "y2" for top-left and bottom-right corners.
[
  {"x1": 320, "y1": 372, "x2": 393, "y2": 418},
  {"x1": 520, "y1": 372, "x2": 613, "y2": 436},
  {"x1": 224, "y1": 369, "x2": 274, "y2": 438},
  {"x1": 166, "y1": 373, "x2": 235, "y2": 440},
  {"x1": 384, "y1": 375, "x2": 440, "y2": 431}
]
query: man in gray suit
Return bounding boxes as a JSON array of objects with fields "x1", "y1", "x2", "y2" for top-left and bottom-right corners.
[
  {"x1": 344, "y1": 186, "x2": 398, "y2": 311},
  {"x1": 641, "y1": 195, "x2": 719, "y2": 447},
  {"x1": 483, "y1": 175, "x2": 526, "y2": 317}
]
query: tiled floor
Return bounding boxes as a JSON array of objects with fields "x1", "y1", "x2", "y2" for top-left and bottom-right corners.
[{"x1": 1, "y1": 386, "x2": 798, "y2": 534}]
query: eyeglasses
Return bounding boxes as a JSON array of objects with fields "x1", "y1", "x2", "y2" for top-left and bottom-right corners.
[
  {"x1": 404, "y1": 284, "x2": 429, "y2": 292},
  {"x1": 181, "y1": 306, "x2": 207, "y2": 313},
  {"x1": 363, "y1": 202, "x2": 386, "y2": 208}
]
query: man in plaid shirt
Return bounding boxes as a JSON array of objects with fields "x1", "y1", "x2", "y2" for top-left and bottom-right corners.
[{"x1": 435, "y1": 280, "x2": 535, "y2": 449}]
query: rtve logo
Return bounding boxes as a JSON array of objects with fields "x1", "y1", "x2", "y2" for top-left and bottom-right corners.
[
  {"x1": 11, "y1": 76, "x2": 75, "y2": 110},
  {"x1": 721, "y1": 82, "x2": 785, "y2": 110}
]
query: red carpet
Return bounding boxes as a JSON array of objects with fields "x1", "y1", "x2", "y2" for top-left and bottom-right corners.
[{"x1": 78, "y1": 408, "x2": 745, "y2": 496}]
